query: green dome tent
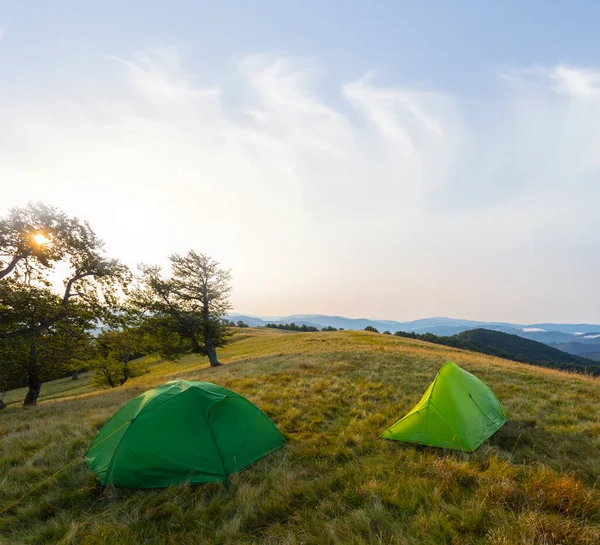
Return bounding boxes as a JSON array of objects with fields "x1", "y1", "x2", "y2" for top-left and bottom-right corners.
[
  {"x1": 380, "y1": 361, "x2": 507, "y2": 451},
  {"x1": 86, "y1": 379, "x2": 285, "y2": 488}
]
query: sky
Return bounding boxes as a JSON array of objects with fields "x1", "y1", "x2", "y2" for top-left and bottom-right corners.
[{"x1": 1, "y1": 1, "x2": 600, "y2": 323}]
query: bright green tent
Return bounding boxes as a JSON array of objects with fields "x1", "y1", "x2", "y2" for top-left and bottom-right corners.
[
  {"x1": 380, "y1": 361, "x2": 507, "y2": 451},
  {"x1": 86, "y1": 379, "x2": 285, "y2": 488}
]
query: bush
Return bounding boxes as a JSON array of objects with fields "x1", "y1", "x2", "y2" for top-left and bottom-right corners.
[
  {"x1": 364, "y1": 326, "x2": 379, "y2": 333},
  {"x1": 90, "y1": 356, "x2": 150, "y2": 389},
  {"x1": 265, "y1": 323, "x2": 319, "y2": 332}
]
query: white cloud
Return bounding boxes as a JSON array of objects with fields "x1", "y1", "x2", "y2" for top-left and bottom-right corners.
[
  {"x1": 523, "y1": 328, "x2": 546, "y2": 333},
  {"x1": 502, "y1": 65, "x2": 600, "y2": 97},
  {"x1": 0, "y1": 50, "x2": 599, "y2": 321},
  {"x1": 550, "y1": 66, "x2": 600, "y2": 98}
]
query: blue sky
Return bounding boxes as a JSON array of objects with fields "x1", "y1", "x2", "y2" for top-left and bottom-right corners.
[{"x1": 1, "y1": 1, "x2": 599, "y2": 322}]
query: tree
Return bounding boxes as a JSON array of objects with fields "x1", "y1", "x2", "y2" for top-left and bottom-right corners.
[
  {"x1": 0, "y1": 281, "x2": 96, "y2": 402},
  {"x1": 85, "y1": 308, "x2": 155, "y2": 387},
  {"x1": 87, "y1": 325, "x2": 152, "y2": 388},
  {"x1": 364, "y1": 326, "x2": 379, "y2": 333},
  {"x1": 0, "y1": 204, "x2": 130, "y2": 406},
  {"x1": 133, "y1": 251, "x2": 232, "y2": 367},
  {"x1": 236, "y1": 320, "x2": 249, "y2": 328},
  {"x1": 0, "y1": 202, "x2": 83, "y2": 282},
  {"x1": 265, "y1": 322, "x2": 319, "y2": 332}
]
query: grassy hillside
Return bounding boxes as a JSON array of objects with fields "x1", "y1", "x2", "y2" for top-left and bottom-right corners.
[
  {"x1": 396, "y1": 328, "x2": 600, "y2": 375},
  {"x1": 1, "y1": 373, "x2": 94, "y2": 407},
  {"x1": 458, "y1": 329, "x2": 600, "y2": 373},
  {"x1": 1, "y1": 329, "x2": 599, "y2": 544}
]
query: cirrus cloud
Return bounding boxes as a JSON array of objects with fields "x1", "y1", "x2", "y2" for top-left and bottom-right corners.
[{"x1": 0, "y1": 49, "x2": 598, "y2": 321}]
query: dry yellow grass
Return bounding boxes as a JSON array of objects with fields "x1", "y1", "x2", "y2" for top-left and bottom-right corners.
[{"x1": 1, "y1": 328, "x2": 599, "y2": 544}]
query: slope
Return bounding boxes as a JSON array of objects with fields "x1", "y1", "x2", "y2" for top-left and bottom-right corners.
[
  {"x1": 395, "y1": 328, "x2": 600, "y2": 375},
  {"x1": 457, "y1": 328, "x2": 600, "y2": 373},
  {"x1": 1, "y1": 329, "x2": 599, "y2": 544}
]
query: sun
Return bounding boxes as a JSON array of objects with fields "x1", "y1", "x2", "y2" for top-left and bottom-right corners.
[{"x1": 33, "y1": 233, "x2": 50, "y2": 246}]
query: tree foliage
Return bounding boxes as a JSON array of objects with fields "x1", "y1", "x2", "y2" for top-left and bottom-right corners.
[
  {"x1": 132, "y1": 251, "x2": 232, "y2": 367},
  {"x1": 87, "y1": 310, "x2": 154, "y2": 388},
  {"x1": 0, "y1": 203, "x2": 130, "y2": 405},
  {"x1": 0, "y1": 203, "x2": 73, "y2": 282},
  {"x1": 265, "y1": 323, "x2": 319, "y2": 332}
]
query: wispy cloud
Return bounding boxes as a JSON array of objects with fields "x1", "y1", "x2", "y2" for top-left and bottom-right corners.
[
  {"x1": 504, "y1": 65, "x2": 600, "y2": 98},
  {"x1": 1, "y1": 48, "x2": 599, "y2": 321}
]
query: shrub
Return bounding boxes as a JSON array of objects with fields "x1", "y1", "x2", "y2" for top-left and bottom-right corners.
[{"x1": 90, "y1": 356, "x2": 150, "y2": 388}]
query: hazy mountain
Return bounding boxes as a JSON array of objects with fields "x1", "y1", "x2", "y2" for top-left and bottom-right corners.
[
  {"x1": 230, "y1": 313, "x2": 600, "y2": 332},
  {"x1": 455, "y1": 329, "x2": 599, "y2": 373},
  {"x1": 394, "y1": 328, "x2": 600, "y2": 375},
  {"x1": 228, "y1": 314, "x2": 600, "y2": 357},
  {"x1": 549, "y1": 341, "x2": 598, "y2": 355},
  {"x1": 580, "y1": 352, "x2": 600, "y2": 362}
]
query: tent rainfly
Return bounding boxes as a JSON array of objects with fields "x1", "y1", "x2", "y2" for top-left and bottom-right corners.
[
  {"x1": 380, "y1": 361, "x2": 507, "y2": 451},
  {"x1": 86, "y1": 379, "x2": 285, "y2": 488}
]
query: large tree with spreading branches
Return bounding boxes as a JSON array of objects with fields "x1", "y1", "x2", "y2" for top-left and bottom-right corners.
[
  {"x1": 0, "y1": 203, "x2": 130, "y2": 406},
  {"x1": 133, "y1": 251, "x2": 232, "y2": 367}
]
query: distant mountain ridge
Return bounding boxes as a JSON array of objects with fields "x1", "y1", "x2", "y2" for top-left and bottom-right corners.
[
  {"x1": 456, "y1": 329, "x2": 599, "y2": 374},
  {"x1": 393, "y1": 328, "x2": 600, "y2": 375},
  {"x1": 228, "y1": 313, "x2": 600, "y2": 356}
]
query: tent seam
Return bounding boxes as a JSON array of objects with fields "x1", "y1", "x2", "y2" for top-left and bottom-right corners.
[
  {"x1": 102, "y1": 420, "x2": 135, "y2": 486},
  {"x1": 379, "y1": 408, "x2": 422, "y2": 438},
  {"x1": 425, "y1": 362, "x2": 451, "y2": 428},
  {"x1": 135, "y1": 382, "x2": 189, "y2": 417},
  {"x1": 205, "y1": 400, "x2": 229, "y2": 483},
  {"x1": 468, "y1": 393, "x2": 506, "y2": 426},
  {"x1": 104, "y1": 385, "x2": 207, "y2": 485},
  {"x1": 427, "y1": 401, "x2": 471, "y2": 450}
]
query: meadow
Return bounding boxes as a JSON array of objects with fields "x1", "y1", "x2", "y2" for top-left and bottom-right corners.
[{"x1": 1, "y1": 328, "x2": 599, "y2": 544}]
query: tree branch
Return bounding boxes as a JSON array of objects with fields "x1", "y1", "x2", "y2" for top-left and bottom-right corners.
[
  {"x1": 0, "y1": 248, "x2": 33, "y2": 280},
  {"x1": 62, "y1": 272, "x2": 94, "y2": 307}
]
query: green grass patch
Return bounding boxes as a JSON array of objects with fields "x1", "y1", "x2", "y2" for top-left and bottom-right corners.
[{"x1": 2, "y1": 373, "x2": 94, "y2": 407}]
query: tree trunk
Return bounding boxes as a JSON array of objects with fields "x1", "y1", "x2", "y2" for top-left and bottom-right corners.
[
  {"x1": 120, "y1": 351, "x2": 131, "y2": 385},
  {"x1": 23, "y1": 342, "x2": 42, "y2": 406},
  {"x1": 204, "y1": 334, "x2": 221, "y2": 367},
  {"x1": 103, "y1": 368, "x2": 116, "y2": 388},
  {"x1": 0, "y1": 398, "x2": 6, "y2": 411},
  {"x1": 0, "y1": 248, "x2": 33, "y2": 280},
  {"x1": 202, "y1": 283, "x2": 220, "y2": 367},
  {"x1": 72, "y1": 370, "x2": 79, "y2": 380}
]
